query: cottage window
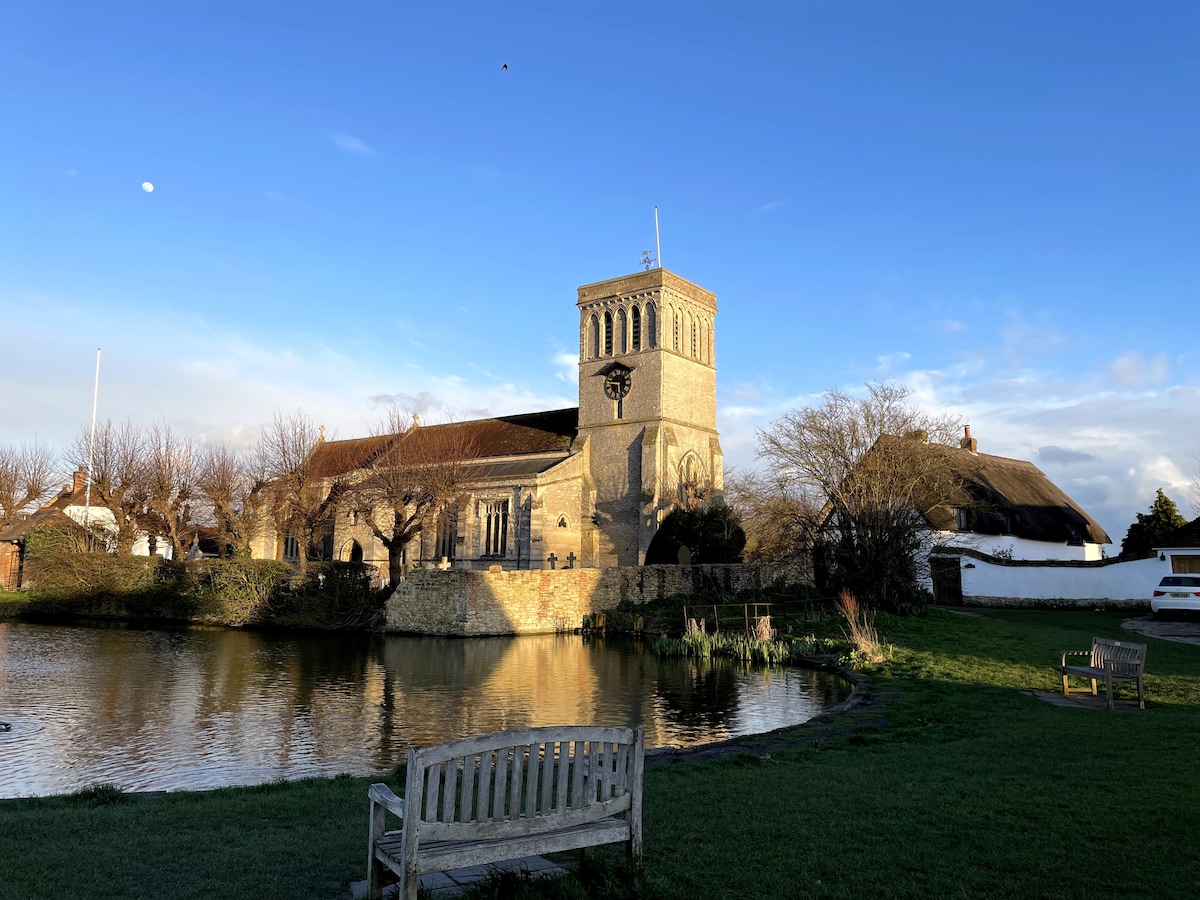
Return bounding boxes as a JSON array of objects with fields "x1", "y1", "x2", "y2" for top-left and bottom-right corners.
[
  {"x1": 484, "y1": 500, "x2": 509, "y2": 556},
  {"x1": 953, "y1": 508, "x2": 970, "y2": 531}
]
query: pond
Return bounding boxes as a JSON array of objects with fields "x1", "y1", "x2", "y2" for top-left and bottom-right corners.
[{"x1": 0, "y1": 621, "x2": 849, "y2": 798}]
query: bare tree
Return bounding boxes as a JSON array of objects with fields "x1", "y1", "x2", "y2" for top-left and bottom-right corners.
[
  {"x1": 0, "y1": 441, "x2": 57, "y2": 530},
  {"x1": 256, "y1": 411, "x2": 355, "y2": 577},
  {"x1": 196, "y1": 444, "x2": 266, "y2": 558},
  {"x1": 66, "y1": 419, "x2": 149, "y2": 554},
  {"x1": 724, "y1": 467, "x2": 820, "y2": 564},
  {"x1": 144, "y1": 421, "x2": 197, "y2": 557},
  {"x1": 348, "y1": 408, "x2": 482, "y2": 588},
  {"x1": 757, "y1": 382, "x2": 967, "y2": 613}
]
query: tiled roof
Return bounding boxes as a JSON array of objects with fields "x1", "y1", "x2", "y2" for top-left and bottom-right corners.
[
  {"x1": 1160, "y1": 517, "x2": 1200, "y2": 549},
  {"x1": 305, "y1": 408, "x2": 579, "y2": 478},
  {"x1": 0, "y1": 509, "x2": 82, "y2": 543}
]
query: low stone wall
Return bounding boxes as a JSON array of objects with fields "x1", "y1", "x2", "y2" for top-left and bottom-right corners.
[{"x1": 385, "y1": 563, "x2": 786, "y2": 635}]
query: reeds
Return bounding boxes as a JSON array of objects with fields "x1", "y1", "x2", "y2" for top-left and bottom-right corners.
[
  {"x1": 653, "y1": 628, "x2": 817, "y2": 666},
  {"x1": 836, "y1": 589, "x2": 888, "y2": 665}
]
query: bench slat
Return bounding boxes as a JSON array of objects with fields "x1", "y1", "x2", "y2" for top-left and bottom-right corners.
[
  {"x1": 421, "y1": 792, "x2": 632, "y2": 842},
  {"x1": 476, "y1": 749, "x2": 493, "y2": 823},
  {"x1": 554, "y1": 744, "x2": 570, "y2": 814},
  {"x1": 376, "y1": 817, "x2": 632, "y2": 876}
]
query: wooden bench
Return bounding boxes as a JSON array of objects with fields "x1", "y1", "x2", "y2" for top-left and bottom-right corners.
[
  {"x1": 1060, "y1": 637, "x2": 1146, "y2": 709},
  {"x1": 367, "y1": 724, "x2": 645, "y2": 900}
]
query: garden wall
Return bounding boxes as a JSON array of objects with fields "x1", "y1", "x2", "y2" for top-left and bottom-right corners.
[
  {"x1": 946, "y1": 549, "x2": 1165, "y2": 608},
  {"x1": 385, "y1": 562, "x2": 796, "y2": 635}
]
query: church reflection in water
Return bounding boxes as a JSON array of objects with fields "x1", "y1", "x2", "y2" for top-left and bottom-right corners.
[{"x1": 0, "y1": 623, "x2": 848, "y2": 798}]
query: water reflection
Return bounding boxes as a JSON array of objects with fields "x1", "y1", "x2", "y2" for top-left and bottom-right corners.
[{"x1": 0, "y1": 622, "x2": 848, "y2": 798}]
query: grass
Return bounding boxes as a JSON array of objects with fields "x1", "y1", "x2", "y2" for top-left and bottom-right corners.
[{"x1": 1, "y1": 608, "x2": 1197, "y2": 898}]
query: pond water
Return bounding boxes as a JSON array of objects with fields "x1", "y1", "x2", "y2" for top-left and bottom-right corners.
[{"x1": 0, "y1": 621, "x2": 849, "y2": 798}]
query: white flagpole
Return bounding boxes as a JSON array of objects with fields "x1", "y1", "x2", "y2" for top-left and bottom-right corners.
[{"x1": 84, "y1": 348, "x2": 100, "y2": 534}]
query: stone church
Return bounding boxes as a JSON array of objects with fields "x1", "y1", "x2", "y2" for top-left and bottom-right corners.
[{"x1": 256, "y1": 267, "x2": 723, "y2": 577}]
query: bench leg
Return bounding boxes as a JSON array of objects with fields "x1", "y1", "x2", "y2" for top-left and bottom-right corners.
[
  {"x1": 1089, "y1": 677, "x2": 1098, "y2": 697},
  {"x1": 1061, "y1": 672, "x2": 1070, "y2": 696},
  {"x1": 1138, "y1": 675, "x2": 1145, "y2": 710},
  {"x1": 367, "y1": 850, "x2": 385, "y2": 900}
]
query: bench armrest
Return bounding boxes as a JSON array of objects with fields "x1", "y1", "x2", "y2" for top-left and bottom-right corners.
[
  {"x1": 1061, "y1": 650, "x2": 1091, "y2": 667},
  {"x1": 368, "y1": 782, "x2": 405, "y2": 820}
]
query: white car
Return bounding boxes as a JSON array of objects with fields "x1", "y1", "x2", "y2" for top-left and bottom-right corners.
[{"x1": 1151, "y1": 575, "x2": 1200, "y2": 616}]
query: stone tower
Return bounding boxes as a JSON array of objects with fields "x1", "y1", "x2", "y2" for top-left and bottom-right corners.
[{"x1": 575, "y1": 268, "x2": 723, "y2": 566}]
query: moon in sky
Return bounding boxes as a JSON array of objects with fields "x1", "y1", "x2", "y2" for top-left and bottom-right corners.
[{"x1": 141, "y1": 181, "x2": 154, "y2": 193}]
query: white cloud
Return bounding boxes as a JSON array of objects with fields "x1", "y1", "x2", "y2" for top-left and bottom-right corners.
[
  {"x1": 875, "y1": 351, "x2": 911, "y2": 373},
  {"x1": 1108, "y1": 350, "x2": 1170, "y2": 389},
  {"x1": 331, "y1": 133, "x2": 374, "y2": 155},
  {"x1": 754, "y1": 200, "x2": 785, "y2": 214}
]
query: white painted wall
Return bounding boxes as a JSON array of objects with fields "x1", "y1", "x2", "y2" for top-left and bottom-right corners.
[
  {"x1": 934, "y1": 530, "x2": 1106, "y2": 561},
  {"x1": 956, "y1": 554, "x2": 1165, "y2": 604}
]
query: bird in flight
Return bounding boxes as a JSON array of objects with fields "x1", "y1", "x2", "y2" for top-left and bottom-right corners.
[{"x1": 501, "y1": 63, "x2": 508, "y2": 70}]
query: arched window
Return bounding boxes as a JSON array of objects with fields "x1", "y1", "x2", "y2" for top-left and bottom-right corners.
[
  {"x1": 589, "y1": 314, "x2": 599, "y2": 359},
  {"x1": 631, "y1": 306, "x2": 642, "y2": 351},
  {"x1": 689, "y1": 311, "x2": 696, "y2": 358},
  {"x1": 604, "y1": 311, "x2": 613, "y2": 355},
  {"x1": 697, "y1": 319, "x2": 705, "y2": 362},
  {"x1": 645, "y1": 301, "x2": 656, "y2": 348},
  {"x1": 617, "y1": 308, "x2": 627, "y2": 354},
  {"x1": 672, "y1": 307, "x2": 680, "y2": 351},
  {"x1": 557, "y1": 516, "x2": 569, "y2": 529}
]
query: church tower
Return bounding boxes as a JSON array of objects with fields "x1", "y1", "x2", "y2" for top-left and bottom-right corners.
[{"x1": 575, "y1": 268, "x2": 723, "y2": 566}]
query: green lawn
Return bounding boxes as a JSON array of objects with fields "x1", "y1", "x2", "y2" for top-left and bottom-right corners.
[{"x1": 1, "y1": 608, "x2": 1197, "y2": 899}]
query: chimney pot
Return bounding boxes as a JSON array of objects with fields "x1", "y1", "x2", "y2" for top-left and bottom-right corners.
[{"x1": 959, "y1": 426, "x2": 978, "y2": 454}]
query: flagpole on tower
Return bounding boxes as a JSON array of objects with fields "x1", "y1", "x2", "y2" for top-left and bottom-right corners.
[{"x1": 654, "y1": 206, "x2": 662, "y2": 269}]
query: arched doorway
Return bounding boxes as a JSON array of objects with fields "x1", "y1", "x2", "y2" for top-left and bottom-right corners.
[{"x1": 340, "y1": 539, "x2": 363, "y2": 563}]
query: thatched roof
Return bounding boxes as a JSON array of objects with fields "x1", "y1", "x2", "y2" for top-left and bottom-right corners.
[{"x1": 921, "y1": 442, "x2": 1111, "y2": 545}]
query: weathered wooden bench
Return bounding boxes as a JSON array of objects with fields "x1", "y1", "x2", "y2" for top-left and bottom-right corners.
[
  {"x1": 1060, "y1": 637, "x2": 1146, "y2": 709},
  {"x1": 367, "y1": 724, "x2": 645, "y2": 900}
]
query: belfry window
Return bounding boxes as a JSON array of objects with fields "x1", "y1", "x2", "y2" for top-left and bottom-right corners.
[
  {"x1": 484, "y1": 500, "x2": 509, "y2": 556},
  {"x1": 631, "y1": 306, "x2": 641, "y2": 350},
  {"x1": 617, "y1": 308, "x2": 627, "y2": 353},
  {"x1": 645, "y1": 302, "x2": 656, "y2": 348},
  {"x1": 589, "y1": 315, "x2": 600, "y2": 359},
  {"x1": 604, "y1": 311, "x2": 613, "y2": 355}
]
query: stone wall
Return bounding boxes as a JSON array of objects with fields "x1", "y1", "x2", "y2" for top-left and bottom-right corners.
[{"x1": 385, "y1": 562, "x2": 788, "y2": 636}]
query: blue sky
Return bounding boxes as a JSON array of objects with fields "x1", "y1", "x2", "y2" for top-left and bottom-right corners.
[{"x1": 2, "y1": 0, "x2": 1197, "y2": 540}]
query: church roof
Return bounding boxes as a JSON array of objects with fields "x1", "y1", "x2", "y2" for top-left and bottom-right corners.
[{"x1": 306, "y1": 408, "x2": 579, "y2": 478}]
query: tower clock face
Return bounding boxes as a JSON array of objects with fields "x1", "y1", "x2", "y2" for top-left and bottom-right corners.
[{"x1": 603, "y1": 367, "x2": 632, "y2": 400}]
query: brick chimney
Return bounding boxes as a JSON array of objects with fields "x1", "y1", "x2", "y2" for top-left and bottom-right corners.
[
  {"x1": 72, "y1": 468, "x2": 89, "y2": 495},
  {"x1": 959, "y1": 425, "x2": 978, "y2": 455}
]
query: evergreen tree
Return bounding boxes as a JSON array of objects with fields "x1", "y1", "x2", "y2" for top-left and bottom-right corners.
[
  {"x1": 645, "y1": 504, "x2": 746, "y2": 565},
  {"x1": 1119, "y1": 488, "x2": 1187, "y2": 558}
]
